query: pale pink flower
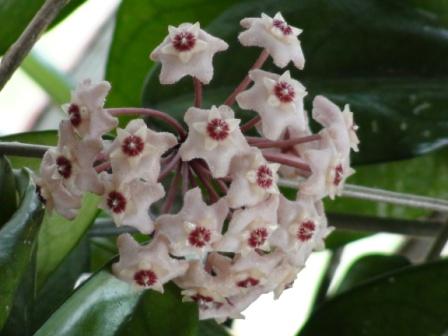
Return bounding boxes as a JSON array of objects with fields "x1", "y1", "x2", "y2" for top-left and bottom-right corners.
[
  {"x1": 236, "y1": 69, "x2": 307, "y2": 140},
  {"x1": 266, "y1": 259, "x2": 304, "y2": 299},
  {"x1": 156, "y1": 188, "x2": 228, "y2": 260},
  {"x1": 63, "y1": 79, "x2": 118, "y2": 139},
  {"x1": 239, "y1": 12, "x2": 305, "y2": 69},
  {"x1": 108, "y1": 119, "x2": 177, "y2": 183},
  {"x1": 270, "y1": 196, "x2": 333, "y2": 266},
  {"x1": 112, "y1": 234, "x2": 188, "y2": 293},
  {"x1": 150, "y1": 22, "x2": 228, "y2": 84},
  {"x1": 227, "y1": 148, "x2": 280, "y2": 208},
  {"x1": 179, "y1": 105, "x2": 250, "y2": 178},
  {"x1": 100, "y1": 174, "x2": 165, "y2": 234},
  {"x1": 216, "y1": 195, "x2": 279, "y2": 254}
]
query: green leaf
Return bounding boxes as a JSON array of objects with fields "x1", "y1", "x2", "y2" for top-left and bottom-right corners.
[
  {"x1": 298, "y1": 258, "x2": 448, "y2": 336},
  {"x1": 0, "y1": 156, "x2": 18, "y2": 226},
  {"x1": 335, "y1": 254, "x2": 410, "y2": 294},
  {"x1": 117, "y1": 282, "x2": 198, "y2": 336},
  {"x1": 34, "y1": 271, "x2": 141, "y2": 336},
  {"x1": 0, "y1": 130, "x2": 57, "y2": 171},
  {"x1": 325, "y1": 230, "x2": 371, "y2": 250},
  {"x1": 198, "y1": 320, "x2": 231, "y2": 336},
  {"x1": 0, "y1": 169, "x2": 44, "y2": 330},
  {"x1": 142, "y1": 0, "x2": 448, "y2": 164},
  {"x1": 36, "y1": 193, "x2": 100, "y2": 289},
  {"x1": 89, "y1": 237, "x2": 118, "y2": 273},
  {"x1": 106, "y1": 0, "x2": 243, "y2": 109}
]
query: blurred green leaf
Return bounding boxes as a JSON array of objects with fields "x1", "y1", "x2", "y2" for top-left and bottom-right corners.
[
  {"x1": 36, "y1": 193, "x2": 100, "y2": 289},
  {"x1": 0, "y1": 169, "x2": 43, "y2": 330},
  {"x1": 299, "y1": 258, "x2": 448, "y2": 336},
  {"x1": 0, "y1": 156, "x2": 18, "y2": 227},
  {"x1": 325, "y1": 230, "x2": 371, "y2": 250},
  {"x1": 90, "y1": 237, "x2": 117, "y2": 273},
  {"x1": 198, "y1": 320, "x2": 231, "y2": 336},
  {"x1": 335, "y1": 254, "x2": 410, "y2": 294},
  {"x1": 143, "y1": 0, "x2": 448, "y2": 164},
  {"x1": 106, "y1": 0, "x2": 243, "y2": 110}
]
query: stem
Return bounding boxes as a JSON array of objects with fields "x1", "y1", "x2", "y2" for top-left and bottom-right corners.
[
  {"x1": 0, "y1": 0, "x2": 70, "y2": 91},
  {"x1": 224, "y1": 50, "x2": 270, "y2": 106},
  {"x1": 262, "y1": 152, "x2": 311, "y2": 172},
  {"x1": 425, "y1": 217, "x2": 448, "y2": 261},
  {"x1": 181, "y1": 162, "x2": 189, "y2": 194},
  {"x1": 190, "y1": 161, "x2": 219, "y2": 203},
  {"x1": 162, "y1": 162, "x2": 182, "y2": 214},
  {"x1": 0, "y1": 142, "x2": 50, "y2": 158},
  {"x1": 94, "y1": 161, "x2": 111, "y2": 173},
  {"x1": 240, "y1": 116, "x2": 261, "y2": 133},
  {"x1": 107, "y1": 108, "x2": 187, "y2": 139},
  {"x1": 248, "y1": 134, "x2": 321, "y2": 149},
  {"x1": 188, "y1": 166, "x2": 198, "y2": 188},
  {"x1": 193, "y1": 77, "x2": 202, "y2": 108},
  {"x1": 158, "y1": 151, "x2": 181, "y2": 182}
]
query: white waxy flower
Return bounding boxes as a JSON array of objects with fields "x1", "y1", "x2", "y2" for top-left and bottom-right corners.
[
  {"x1": 100, "y1": 174, "x2": 165, "y2": 234},
  {"x1": 236, "y1": 69, "x2": 307, "y2": 140},
  {"x1": 270, "y1": 196, "x2": 333, "y2": 266},
  {"x1": 312, "y1": 95, "x2": 360, "y2": 155},
  {"x1": 150, "y1": 22, "x2": 228, "y2": 84},
  {"x1": 112, "y1": 234, "x2": 188, "y2": 293},
  {"x1": 108, "y1": 119, "x2": 177, "y2": 183},
  {"x1": 179, "y1": 105, "x2": 250, "y2": 178},
  {"x1": 239, "y1": 12, "x2": 305, "y2": 69},
  {"x1": 216, "y1": 195, "x2": 279, "y2": 254},
  {"x1": 63, "y1": 79, "x2": 118, "y2": 140},
  {"x1": 300, "y1": 143, "x2": 355, "y2": 200},
  {"x1": 266, "y1": 259, "x2": 304, "y2": 299},
  {"x1": 155, "y1": 188, "x2": 228, "y2": 260}
]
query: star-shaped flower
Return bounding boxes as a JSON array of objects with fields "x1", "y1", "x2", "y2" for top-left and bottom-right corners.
[
  {"x1": 155, "y1": 187, "x2": 228, "y2": 260},
  {"x1": 150, "y1": 22, "x2": 228, "y2": 84},
  {"x1": 236, "y1": 69, "x2": 307, "y2": 140},
  {"x1": 239, "y1": 12, "x2": 305, "y2": 69},
  {"x1": 62, "y1": 79, "x2": 118, "y2": 140},
  {"x1": 112, "y1": 234, "x2": 189, "y2": 293},
  {"x1": 266, "y1": 259, "x2": 303, "y2": 299},
  {"x1": 179, "y1": 105, "x2": 250, "y2": 178},
  {"x1": 100, "y1": 174, "x2": 165, "y2": 234},
  {"x1": 108, "y1": 119, "x2": 177, "y2": 183},
  {"x1": 270, "y1": 196, "x2": 333, "y2": 266},
  {"x1": 215, "y1": 195, "x2": 279, "y2": 254}
]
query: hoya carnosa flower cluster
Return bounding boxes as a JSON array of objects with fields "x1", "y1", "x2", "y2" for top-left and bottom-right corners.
[{"x1": 35, "y1": 12, "x2": 360, "y2": 323}]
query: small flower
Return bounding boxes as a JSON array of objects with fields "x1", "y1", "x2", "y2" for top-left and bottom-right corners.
[
  {"x1": 216, "y1": 195, "x2": 279, "y2": 254},
  {"x1": 270, "y1": 196, "x2": 333, "y2": 266},
  {"x1": 112, "y1": 234, "x2": 188, "y2": 293},
  {"x1": 239, "y1": 12, "x2": 305, "y2": 69},
  {"x1": 108, "y1": 119, "x2": 177, "y2": 183},
  {"x1": 150, "y1": 22, "x2": 228, "y2": 84},
  {"x1": 179, "y1": 105, "x2": 250, "y2": 178},
  {"x1": 236, "y1": 69, "x2": 307, "y2": 140},
  {"x1": 62, "y1": 80, "x2": 118, "y2": 139},
  {"x1": 100, "y1": 175, "x2": 165, "y2": 234},
  {"x1": 156, "y1": 188, "x2": 228, "y2": 260},
  {"x1": 227, "y1": 148, "x2": 280, "y2": 208},
  {"x1": 266, "y1": 259, "x2": 303, "y2": 299}
]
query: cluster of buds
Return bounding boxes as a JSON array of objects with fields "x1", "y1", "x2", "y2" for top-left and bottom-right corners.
[{"x1": 35, "y1": 12, "x2": 359, "y2": 322}]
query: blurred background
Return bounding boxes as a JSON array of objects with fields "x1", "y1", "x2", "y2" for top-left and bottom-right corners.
[{"x1": 1, "y1": 0, "x2": 448, "y2": 335}]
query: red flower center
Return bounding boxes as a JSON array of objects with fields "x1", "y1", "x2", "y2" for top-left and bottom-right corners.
[
  {"x1": 274, "y1": 81, "x2": 295, "y2": 103},
  {"x1": 191, "y1": 294, "x2": 223, "y2": 310},
  {"x1": 134, "y1": 269, "x2": 157, "y2": 287},
  {"x1": 206, "y1": 118, "x2": 230, "y2": 141},
  {"x1": 68, "y1": 104, "x2": 82, "y2": 127},
  {"x1": 237, "y1": 277, "x2": 260, "y2": 288},
  {"x1": 56, "y1": 156, "x2": 72, "y2": 179},
  {"x1": 333, "y1": 164, "x2": 344, "y2": 186},
  {"x1": 297, "y1": 220, "x2": 316, "y2": 242},
  {"x1": 256, "y1": 165, "x2": 274, "y2": 189},
  {"x1": 188, "y1": 226, "x2": 211, "y2": 247},
  {"x1": 122, "y1": 135, "x2": 145, "y2": 157},
  {"x1": 248, "y1": 228, "x2": 268, "y2": 248},
  {"x1": 172, "y1": 31, "x2": 196, "y2": 52},
  {"x1": 273, "y1": 19, "x2": 293, "y2": 35},
  {"x1": 107, "y1": 191, "x2": 127, "y2": 214}
]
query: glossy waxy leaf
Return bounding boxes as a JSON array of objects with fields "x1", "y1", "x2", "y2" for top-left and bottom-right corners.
[{"x1": 0, "y1": 156, "x2": 18, "y2": 226}]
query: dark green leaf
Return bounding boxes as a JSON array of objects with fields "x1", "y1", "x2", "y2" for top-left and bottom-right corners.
[
  {"x1": 325, "y1": 230, "x2": 371, "y2": 250},
  {"x1": 198, "y1": 320, "x2": 231, "y2": 336},
  {"x1": 0, "y1": 130, "x2": 57, "y2": 171},
  {"x1": 36, "y1": 193, "x2": 100, "y2": 289},
  {"x1": 0, "y1": 169, "x2": 44, "y2": 330},
  {"x1": 142, "y1": 0, "x2": 448, "y2": 164},
  {"x1": 89, "y1": 237, "x2": 117, "y2": 273},
  {"x1": 117, "y1": 282, "x2": 198, "y2": 336},
  {"x1": 0, "y1": 156, "x2": 18, "y2": 226},
  {"x1": 298, "y1": 258, "x2": 448, "y2": 336},
  {"x1": 335, "y1": 254, "x2": 410, "y2": 294}
]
